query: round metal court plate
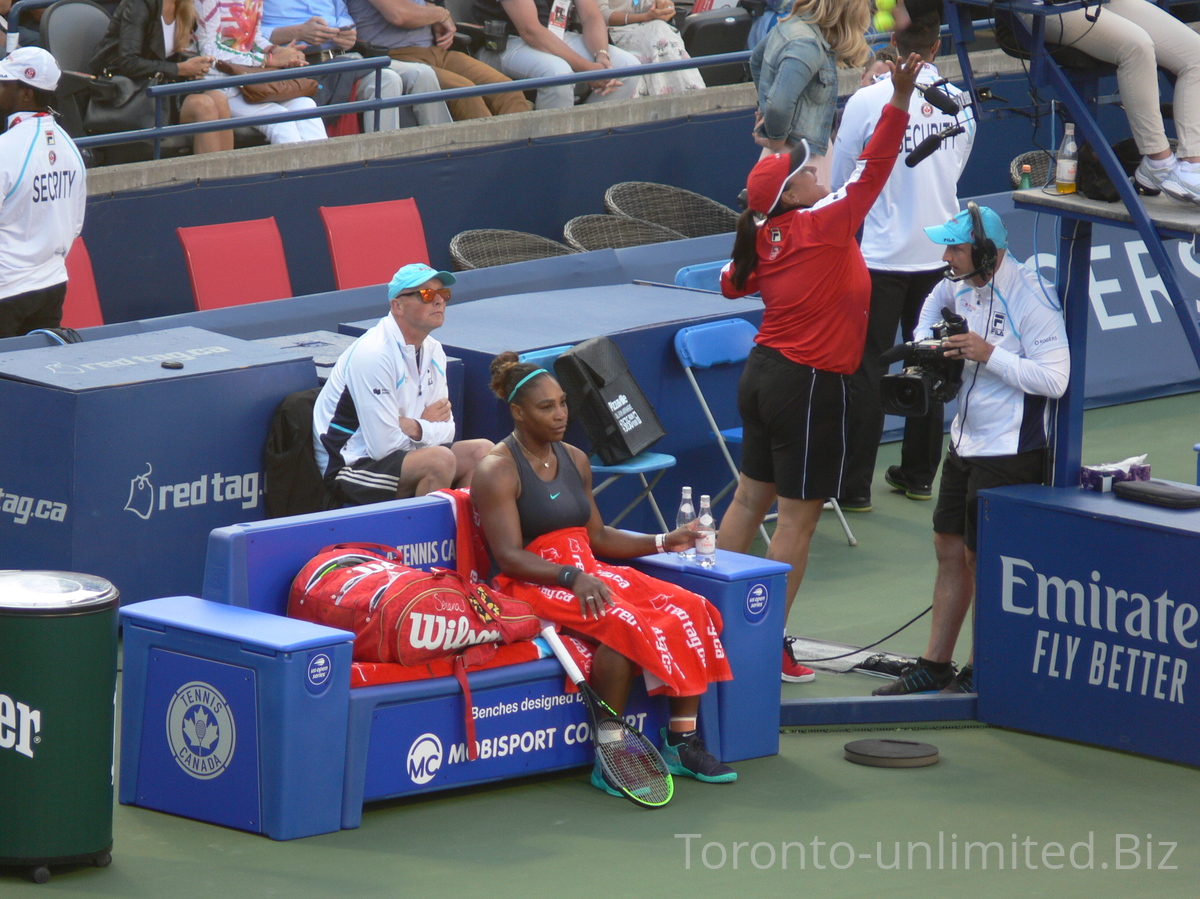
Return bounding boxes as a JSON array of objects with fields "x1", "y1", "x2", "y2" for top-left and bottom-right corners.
[{"x1": 844, "y1": 738, "x2": 939, "y2": 768}]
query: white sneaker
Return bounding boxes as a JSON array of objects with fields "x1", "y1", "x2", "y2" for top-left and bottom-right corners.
[
  {"x1": 1133, "y1": 155, "x2": 1177, "y2": 197},
  {"x1": 1161, "y1": 162, "x2": 1200, "y2": 205}
]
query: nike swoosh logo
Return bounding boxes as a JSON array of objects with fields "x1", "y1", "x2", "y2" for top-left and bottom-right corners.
[{"x1": 550, "y1": 493, "x2": 560, "y2": 500}]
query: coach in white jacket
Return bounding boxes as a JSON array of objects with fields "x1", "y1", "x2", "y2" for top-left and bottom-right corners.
[
  {"x1": 0, "y1": 48, "x2": 86, "y2": 338},
  {"x1": 314, "y1": 263, "x2": 493, "y2": 505},
  {"x1": 830, "y1": 12, "x2": 974, "y2": 510},
  {"x1": 873, "y1": 204, "x2": 1070, "y2": 696}
]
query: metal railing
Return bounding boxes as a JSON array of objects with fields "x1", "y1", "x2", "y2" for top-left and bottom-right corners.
[
  {"x1": 5, "y1": 0, "x2": 751, "y2": 158},
  {"x1": 3, "y1": 4, "x2": 751, "y2": 160}
]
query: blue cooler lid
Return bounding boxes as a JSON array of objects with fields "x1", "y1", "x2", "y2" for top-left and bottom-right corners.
[
  {"x1": 633, "y1": 550, "x2": 791, "y2": 581},
  {"x1": 0, "y1": 570, "x2": 119, "y2": 614}
]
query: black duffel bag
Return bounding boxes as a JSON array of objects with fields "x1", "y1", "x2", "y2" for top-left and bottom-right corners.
[{"x1": 554, "y1": 336, "x2": 666, "y2": 465}]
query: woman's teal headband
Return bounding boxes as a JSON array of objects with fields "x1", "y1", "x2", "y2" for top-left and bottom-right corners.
[{"x1": 507, "y1": 368, "x2": 549, "y2": 403}]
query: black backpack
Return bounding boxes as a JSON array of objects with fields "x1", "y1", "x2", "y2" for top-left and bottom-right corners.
[{"x1": 263, "y1": 387, "x2": 333, "y2": 518}]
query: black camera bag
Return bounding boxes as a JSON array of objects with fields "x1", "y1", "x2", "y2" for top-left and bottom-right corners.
[{"x1": 553, "y1": 337, "x2": 666, "y2": 465}]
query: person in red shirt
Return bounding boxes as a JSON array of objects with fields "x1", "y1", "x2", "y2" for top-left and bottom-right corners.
[{"x1": 717, "y1": 52, "x2": 921, "y2": 683}]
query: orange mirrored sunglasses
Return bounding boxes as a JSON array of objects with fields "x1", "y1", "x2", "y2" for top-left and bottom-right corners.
[{"x1": 398, "y1": 286, "x2": 452, "y2": 303}]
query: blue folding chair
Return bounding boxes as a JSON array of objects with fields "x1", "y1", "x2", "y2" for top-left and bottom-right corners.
[
  {"x1": 673, "y1": 319, "x2": 856, "y2": 547},
  {"x1": 674, "y1": 259, "x2": 727, "y2": 293},
  {"x1": 518, "y1": 346, "x2": 676, "y2": 531}
]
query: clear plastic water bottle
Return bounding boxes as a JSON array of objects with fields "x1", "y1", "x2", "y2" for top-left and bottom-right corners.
[
  {"x1": 696, "y1": 494, "x2": 716, "y2": 568},
  {"x1": 676, "y1": 486, "x2": 696, "y2": 560},
  {"x1": 1056, "y1": 123, "x2": 1078, "y2": 194}
]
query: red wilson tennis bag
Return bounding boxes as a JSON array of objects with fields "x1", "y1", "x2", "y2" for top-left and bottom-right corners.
[
  {"x1": 288, "y1": 543, "x2": 539, "y2": 664},
  {"x1": 288, "y1": 543, "x2": 541, "y2": 759}
]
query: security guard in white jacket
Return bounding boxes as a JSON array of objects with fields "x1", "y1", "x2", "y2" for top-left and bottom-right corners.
[
  {"x1": 0, "y1": 48, "x2": 86, "y2": 338},
  {"x1": 830, "y1": 13, "x2": 975, "y2": 509},
  {"x1": 313, "y1": 263, "x2": 493, "y2": 505}
]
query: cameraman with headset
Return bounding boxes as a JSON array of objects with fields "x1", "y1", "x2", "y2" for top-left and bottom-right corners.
[{"x1": 873, "y1": 203, "x2": 1070, "y2": 696}]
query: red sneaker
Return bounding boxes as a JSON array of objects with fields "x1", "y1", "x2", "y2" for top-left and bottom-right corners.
[{"x1": 782, "y1": 637, "x2": 816, "y2": 683}]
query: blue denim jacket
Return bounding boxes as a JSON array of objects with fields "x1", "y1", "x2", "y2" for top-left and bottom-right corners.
[{"x1": 750, "y1": 16, "x2": 838, "y2": 154}]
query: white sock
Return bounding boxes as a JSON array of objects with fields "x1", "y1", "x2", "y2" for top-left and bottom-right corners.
[{"x1": 1147, "y1": 154, "x2": 1176, "y2": 169}]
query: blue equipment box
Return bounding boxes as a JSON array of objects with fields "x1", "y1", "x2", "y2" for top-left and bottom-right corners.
[
  {"x1": 0, "y1": 327, "x2": 315, "y2": 603},
  {"x1": 120, "y1": 596, "x2": 354, "y2": 840},
  {"x1": 976, "y1": 484, "x2": 1200, "y2": 768},
  {"x1": 633, "y1": 549, "x2": 788, "y2": 762}
]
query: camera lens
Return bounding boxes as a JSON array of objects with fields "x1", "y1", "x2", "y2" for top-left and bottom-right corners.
[{"x1": 894, "y1": 381, "x2": 920, "y2": 408}]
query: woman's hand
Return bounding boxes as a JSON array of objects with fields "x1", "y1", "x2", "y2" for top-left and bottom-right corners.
[
  {"x1": 572, "y1": 572, "x2": 614, "y2": 619},
  {"x1": 661, "y1": 524, "x2": 698, "y2": 554},
  {"x1": 177, "y1": 55, "x2": 214, "y2": 78},
  {"x1": 270, "y1": 42, "x2": 308, "y2": 67},
  {"x1": 887, "y1": 52, "x2": 923, "y2": 108},
  {"x1": 586, "y1": 57, "x2": 622, "y2": 95},
  {"x1": 651, "y1": 0, "x2": 676, "y2": 20}
]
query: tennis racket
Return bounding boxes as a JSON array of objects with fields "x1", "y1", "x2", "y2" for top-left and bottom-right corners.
[{"x1": 540, "y1": 626, "x2": 673, "y2": 808}]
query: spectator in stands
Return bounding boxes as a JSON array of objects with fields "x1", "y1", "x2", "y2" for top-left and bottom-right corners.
[
  {"x1": 0, "y1": 0, "x2": 42, "y2": 48},
  {"x1": 262, "y1": 0, "x2": 452, "y2": 129},
  {"x1": 472, "y1": 0, "x2": 641, "y2": 109},
  {"x1": 1034, "y1": 0, "x2": 1200, "y2": 204},
  {"x1": 595, "y1": 0, "x2": 704, "y2": 96},
  {"x1": 194, "y1": 0, "x2": 327, "y2": 143},
  {"x1": 717, "y1": 54, "x2": 921, "y2": 684},
  {"x1": 471, "y1": 352, "x2": 738, "y2": 793},
  {"x1": 314, "y1": 263, "x2": 493, "y2": 505},
  {"x1": 859, "y1": 43, "x2": 896, "y2": 88},
  {"x1": 0, "y1": 48, "x2": 86, "y2": 338},
  {"x1": 749, "y1": 0, "x2": 872, "y2": 161},
  {"x1": 830, "y1": 11, "x2": 974, "y2": 512},
  {"x1": 344, "y1": 0, "x2": 530, "y2": 119},
  {"x1": 92, "y1": 0, "x2": 235, "y2": 155}
]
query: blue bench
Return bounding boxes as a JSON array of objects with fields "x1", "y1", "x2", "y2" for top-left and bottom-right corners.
[{"x1": 120, "y1": 496, "x2": 786, "y2": 838}]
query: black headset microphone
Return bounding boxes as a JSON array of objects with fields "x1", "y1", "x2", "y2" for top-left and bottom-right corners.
[{"x1": 942, "y1": 200, "x2": 997, "y2": 284}]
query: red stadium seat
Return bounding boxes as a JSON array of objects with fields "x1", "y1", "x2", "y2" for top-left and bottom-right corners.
[
  {"x1": 319, "y1": 198, "x2": 430, "y2": 290},
  {"x1": 61, "y1": 238, "x2": 104, "y2": 329},
  {"x1": 177, "y1": 217, "x2": 293, "y2": 311}
]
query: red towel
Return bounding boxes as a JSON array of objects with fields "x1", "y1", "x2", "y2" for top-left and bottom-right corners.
[
  {"x1": 430, "y1": 488, "x2": 491, "y2": 583},
  {"x1": 494, "y1": 527, "x2": 732, "y2": 697}
]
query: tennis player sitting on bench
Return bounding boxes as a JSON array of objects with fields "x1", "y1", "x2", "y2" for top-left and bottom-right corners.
[{"x1": 471, "y1": 352, "x2": 738, "y2": 794}]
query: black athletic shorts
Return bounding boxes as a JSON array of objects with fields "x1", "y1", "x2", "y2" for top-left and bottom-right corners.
[
  {"x1": 737, "y1": 344, "x2": 849, "y2": 501},
  {"x1": 933, "y1": 447, "x2": 1046, "y2": 551},
  {"x1": 0, "y1": 282, "x2": 66, "y2": 339},
  {"x1": 331, "y1": 449, "x2": 409, "y2": 505}
]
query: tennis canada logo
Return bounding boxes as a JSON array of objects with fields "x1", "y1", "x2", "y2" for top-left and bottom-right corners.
[
  {"x1": 167, "y1": 681, "x2": 236, "y2": 780},
  {"x1": 407, "y1": 733, "x2": 444, "y2": 785}
]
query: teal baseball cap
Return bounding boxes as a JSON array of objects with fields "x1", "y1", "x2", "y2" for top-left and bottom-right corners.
[
  {"x1": 924, "y1": 205, "x2": 1008, "y2": 249},
  {"x1": 387, "y1": 263, "x2": 456, "y2": 299}
]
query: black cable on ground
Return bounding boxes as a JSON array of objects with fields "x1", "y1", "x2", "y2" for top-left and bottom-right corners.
[{"x1": 795, "y1": 605, "x2": 933, "y2": 663}]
